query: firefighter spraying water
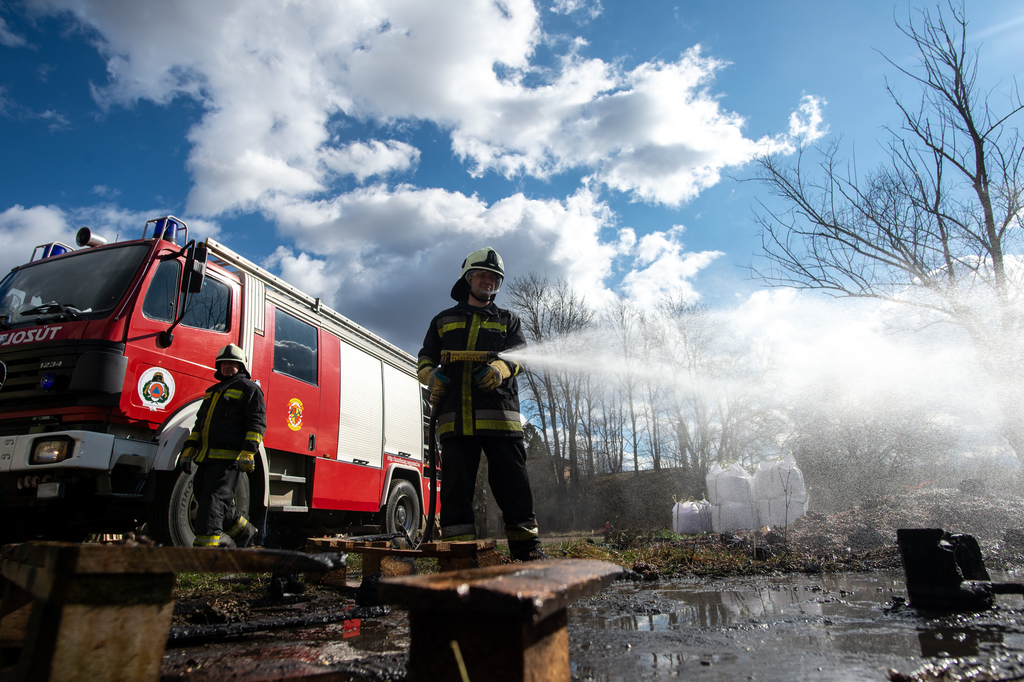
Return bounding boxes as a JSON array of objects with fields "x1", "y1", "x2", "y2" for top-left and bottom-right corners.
[{"x1": 417, "y1": 247, "x2": 547, "y2": 561}]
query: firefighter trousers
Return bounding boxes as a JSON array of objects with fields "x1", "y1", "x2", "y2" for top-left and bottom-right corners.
[
  {"x1": 439, "y1": 436, "x2": 540, "y2": 557},
  {"x1": 193, "y1": 460, "x2": 255, "y2": 547}
]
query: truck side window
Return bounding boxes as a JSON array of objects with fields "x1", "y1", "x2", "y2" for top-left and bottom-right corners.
[
  {"x1": 181, "y1": 276, "x2": 231, "y2": 332},
  {"x1": 273, "y1": 309, "x2": 318, "y2": 385},
  {"x1": 141, "y1": 260, "x2": 181, "y2": 322}
]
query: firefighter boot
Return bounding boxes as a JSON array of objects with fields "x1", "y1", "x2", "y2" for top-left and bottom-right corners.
[
  {"x1": 234, "y1": 522, "x2": 259, "y2": 548},
  {"x1": 225, "y1": 516, "x2": 259, "y2": 548},
  {"x1": 512, "y1": 545, "x2": 551, "y2": 562}
]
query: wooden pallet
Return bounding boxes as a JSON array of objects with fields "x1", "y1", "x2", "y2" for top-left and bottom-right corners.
[
  {"x1": 0, "y1": 542, "x2": 344, "y2": 682},
  {"x1": 303, "y1": 538, "x2": 503, "y2": 584}
]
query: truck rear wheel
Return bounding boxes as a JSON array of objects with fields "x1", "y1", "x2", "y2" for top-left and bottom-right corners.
[{"x1": 385, "y1": 479, "x2": 420, "y2": 538}]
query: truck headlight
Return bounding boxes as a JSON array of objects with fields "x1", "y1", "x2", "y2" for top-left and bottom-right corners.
[{"x1": 31, "y1": 436, "x2": 74, "y2": 464}]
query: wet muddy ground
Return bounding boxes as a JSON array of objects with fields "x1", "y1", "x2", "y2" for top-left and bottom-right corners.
[
  {"x1": 158, "y1": 487, "x2": 1024, "y2": 680},
  {"x1": 161, "y1": 570, "x2": 1024, "y2": 682}
]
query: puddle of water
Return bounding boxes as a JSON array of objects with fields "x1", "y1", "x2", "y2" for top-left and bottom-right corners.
[
  {"x1": 576, "y1": 573, "x2": 907, "y2": 631},
  {"x1": 569, "y1": 571, "x2": 1024, "y2": 681},
  {"x1": 162, "y1": 569, "x2": 1024, "y2": 681}
]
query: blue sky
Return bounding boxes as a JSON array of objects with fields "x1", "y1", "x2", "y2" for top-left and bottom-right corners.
[{"x1": 1, "y1": 0, "x2": 1022, "y2": 355}]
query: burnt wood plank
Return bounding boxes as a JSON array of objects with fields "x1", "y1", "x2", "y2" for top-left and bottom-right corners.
[
  {"x1": 380, "y1": 559, "x2": 623, "y2": 622},
  {"x1": 1, "y1": 542, "x2": 344, "y2": 582}
]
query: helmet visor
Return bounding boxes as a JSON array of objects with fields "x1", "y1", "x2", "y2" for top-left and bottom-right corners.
[{"x1": 466, "y1": 269, "x2": 503, "y2": 298}]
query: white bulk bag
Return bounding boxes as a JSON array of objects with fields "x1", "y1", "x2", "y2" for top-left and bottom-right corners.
[
  {"x1": 711, "y1": 501, "x2": 756, "y2": 533},
  {"x1": 753, "y1": 455, "x2": 809, "y2": 528},
  {"x1": 672, "y1": 500, "x2": 712, "y2": 535},
  {"x1": 705, "y1": 463, "x2": 753, "y2": 507}
]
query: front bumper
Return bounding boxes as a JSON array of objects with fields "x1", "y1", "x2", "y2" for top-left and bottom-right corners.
[{"x1": 0, "y1": 430, "x2": 158, "y2": 502}]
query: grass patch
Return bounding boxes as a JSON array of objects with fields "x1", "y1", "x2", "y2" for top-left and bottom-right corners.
[
  {"x1": 550, "y1": 534, "x2": 901, "y2": 577},
  {"x1": 174, "y1": 572, "x2": 271, "y2": 595}
]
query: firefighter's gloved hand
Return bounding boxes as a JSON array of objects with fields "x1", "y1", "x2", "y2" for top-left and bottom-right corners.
[
  {"x1": 427, "y1": 368, "x2": 449, "y2": 404},
  {"x1": 239, "y1": 451, "x2": 256, "y2": 473},
  {"x1": 178, "y1": 448, "x2": 196, "y2": 474},
  {"x1": 475, "y1": 360, "x2": 511, "y2": 391}
]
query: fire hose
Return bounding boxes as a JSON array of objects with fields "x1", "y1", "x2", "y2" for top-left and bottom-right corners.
[{"x1": 416, "y1": 349, "x2": 502, "y2": 549}]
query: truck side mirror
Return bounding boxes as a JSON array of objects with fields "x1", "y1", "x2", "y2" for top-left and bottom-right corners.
[
  {"x1": 160, "y1": 241, "x2": 209, "y2": 348},
  {"x1": 181, "y1": 242, "x2": 208, "y2": 295}
]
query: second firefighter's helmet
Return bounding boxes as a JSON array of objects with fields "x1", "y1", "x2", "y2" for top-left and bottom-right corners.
[
  {"x1": 451, "y1": 247, "x2": 504, "y2": 302},
  {"x1": 215, "y1": 343, "x2": 249, "y2": 374}
]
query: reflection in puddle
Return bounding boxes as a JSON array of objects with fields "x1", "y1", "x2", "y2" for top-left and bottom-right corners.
[{"x1": 570, "y1": 570, "x2": 1024, "y2": 664}]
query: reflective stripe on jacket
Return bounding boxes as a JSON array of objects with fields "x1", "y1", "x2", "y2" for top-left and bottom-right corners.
[
  {"x1": 186, "y1": 373, "x2": 267, "y2": 463},
  {"x1": 418, "y1": 301, "x2": 526, "y2": 441}
]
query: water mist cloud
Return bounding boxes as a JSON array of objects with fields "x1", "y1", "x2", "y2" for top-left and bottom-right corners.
[{"x1": 507, "y1": 288, "x2": 1007, "y2": 461}]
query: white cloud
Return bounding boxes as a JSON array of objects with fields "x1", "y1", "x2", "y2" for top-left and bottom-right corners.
[
  {"x1": 620, "y1": 225, "x2": 722, "y2": 305},
  {"x1": 550, "y1": 0, "x2": 603, "y2": 19},
  {"x1": 262, "y1": 247, "x2": 343, "y2": 301},
  {"x1": 27, "y1": 0, "x2": 817, "y2": 215},
  {"x1": 266, "y1": 184, "x2": 618, "y2": 294},
  {"x1": 788, "y1": 95, "x2": 828, "y2": 144},
  {"x1": 92, "y1": 185, "x2": 120, "y2": 198},
  {"x1": 0, "y1": 205, "x2": 72, "y2": 273},
  {"x1": 247, "y1": 180, "x2": 719, "y2": 347},
  {"x1": 0, "y1": 204, "x2": 221, "y2": 280},
  {"x1": 0, "y1": 85, "x2": 70, "y2": 130},
  {"x1": 0, "y1": 16, "x2": 28, "y2": 48},
  {"x1": 14, "y1": 0, "x2": 822, "y2": 348},
  {"x1": 321, "y1": 140, "x2": 420, "y2": 183},
  {"x1": 235, "y1": 185, "x2": 627, "y2": 348}
]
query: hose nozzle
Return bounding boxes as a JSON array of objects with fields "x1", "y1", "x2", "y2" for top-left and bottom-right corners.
[{"x1": 440, "y1": 350, "x2": 500, "y2": 364}]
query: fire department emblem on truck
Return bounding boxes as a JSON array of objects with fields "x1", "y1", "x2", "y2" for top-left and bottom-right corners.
[
  {"x1": 137, "y1": 367, "x2": 175, "y2": 409},
  {"x1": 287, "y1": 398, "x2": 303, "y2": 431}
]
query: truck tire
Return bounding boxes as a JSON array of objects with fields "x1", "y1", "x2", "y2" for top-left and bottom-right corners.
[
  {"x1": 150, "y1": 468, "x2": 255, "y2": 547},
  {"x1": 385, "y1": 479, "x2": 421, "y2": 537},
  {"x1": 150, "y1": 469, "x2": 198, "y2": 547}
]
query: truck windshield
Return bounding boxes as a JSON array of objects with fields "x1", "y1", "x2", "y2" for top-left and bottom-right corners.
[{"x1": 0, "y1": 244, "x2": 151, "y2": 325}]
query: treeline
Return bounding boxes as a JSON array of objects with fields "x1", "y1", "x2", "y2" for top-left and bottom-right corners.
[
  {"x1": 502, "y1": 275, "x2": 990, "y2": 533},
  {"x1": 504, "y1": 274, "x2": 782, "y2": 531}
]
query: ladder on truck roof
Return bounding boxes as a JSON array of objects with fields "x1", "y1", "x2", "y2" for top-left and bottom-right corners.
[{"x1": 203, "y1": 238, "x2": 416, "y2": 370}]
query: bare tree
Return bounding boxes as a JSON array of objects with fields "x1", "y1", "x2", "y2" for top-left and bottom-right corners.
[
  {"x1": 752, "y1": 2, "x2": 1024, "y2": 459},
  {"x1": 656, "y1": 297, "x2": 780, "y2": 477},
  {"x1": 505, "y1": 273, "x2": 595, "y2": 523},
  {"x1": 606, "y1": 299, "x2": 645, "y2": 476}
]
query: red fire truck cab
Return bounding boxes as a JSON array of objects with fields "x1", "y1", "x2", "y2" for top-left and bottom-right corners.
[{"x1": 0, "y1": 217, "x2": 434, "y2": 547}]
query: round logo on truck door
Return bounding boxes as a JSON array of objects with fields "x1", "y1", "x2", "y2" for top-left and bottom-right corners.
[
  {"x1": 287, "y1": 398, "x2": 303, "y2": 431},
  {"x1": 138, "y1": 367, "x2": 175, "y2": 409}
]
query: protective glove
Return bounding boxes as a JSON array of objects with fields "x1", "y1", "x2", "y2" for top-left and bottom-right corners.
[
  {"x1": 239, "y1": 451, "x2": 256, "y2": 473},
  {"x1": 178, "y1": 447, "x2": 197, "y2": 474},
  {"x1": 475, "y1": 360, "x2": 511, "y2": 391},
  {"x1": 428, "y1": 368, "x2": 450, "y2": 405}
]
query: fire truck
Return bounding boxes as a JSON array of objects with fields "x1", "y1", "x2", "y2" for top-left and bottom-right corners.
[{"x1": 0, "y1": 217, "x2": 433, "y2": 547}]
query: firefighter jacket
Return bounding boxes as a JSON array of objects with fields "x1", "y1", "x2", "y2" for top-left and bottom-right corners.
[
  {"x1": 418, "y1": 301, "x2": 527, "y2": 442},
  {"x1": 186, "y1": 370, "x2": 266, "y2": 463}
]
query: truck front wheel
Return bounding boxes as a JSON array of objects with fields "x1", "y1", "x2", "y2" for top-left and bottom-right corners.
[
  {"x1": 385, "y1": 479, "x2": 421, "y2": 538},
  {"x1": 150, "y1": 467, "x2": 256, "y2": 547},
  {"x1": 150, "y1": 469, "x2": 197, "y2": 547}
]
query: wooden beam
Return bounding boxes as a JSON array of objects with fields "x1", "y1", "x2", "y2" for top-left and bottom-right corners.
[
  {"x1": 380, "y1": 559, "x2": 623, "y2": 682},
  {"x1": 0, "y1": 542, "x2": 346, "y2": 682}
]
